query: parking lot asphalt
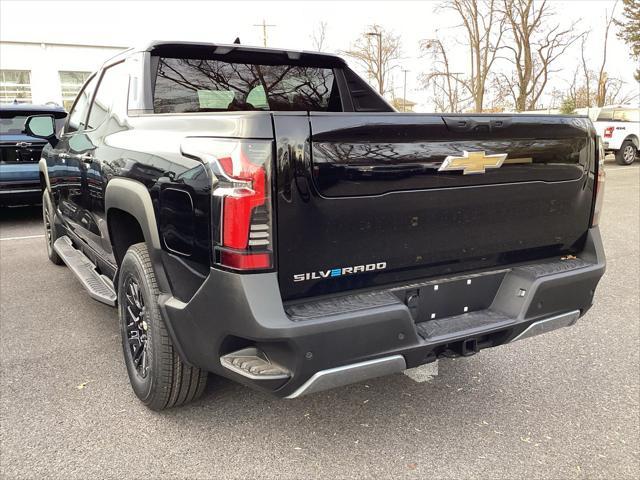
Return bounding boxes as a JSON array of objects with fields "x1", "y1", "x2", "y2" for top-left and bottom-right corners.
[{"x1": 1, "y1": 162, "x2": 638, "y2": 480}]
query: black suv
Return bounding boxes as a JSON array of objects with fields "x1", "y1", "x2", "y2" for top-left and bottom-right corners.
[{"x1": 0, "y1": 103, "x2": 66, "y2": 206}]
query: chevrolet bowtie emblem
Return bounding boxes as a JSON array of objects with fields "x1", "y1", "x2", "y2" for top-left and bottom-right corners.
[{"x1": 438, "y1": 151, "x2": 508, "y2": 175}]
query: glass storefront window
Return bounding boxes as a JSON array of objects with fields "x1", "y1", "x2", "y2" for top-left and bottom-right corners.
[
  {"x1": 59, "y1": 71, "x2": 91, "y2": 111},
  {"x1": 0, "y1": 70, "x2": 32, "y2": 104}
]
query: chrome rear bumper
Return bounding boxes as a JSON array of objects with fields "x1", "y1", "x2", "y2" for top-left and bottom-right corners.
[
  {"x1": 286, "y1": 355, "x2": 407, "y2": 399},
  {"x1": 510, "y1": 310, "x2": 580, "y2": 343}
]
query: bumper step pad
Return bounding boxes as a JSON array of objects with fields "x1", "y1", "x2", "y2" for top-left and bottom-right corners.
[
  {"x1": 416, "y1": 309, "x2": 512, "y2": 340},
  {"x1": 53, "y1": 236, "x2": 116, "y2": 306},
  {"x1": 286, "y1": 291, "x2": 401, "y2": 321},
  {"x1": 220, "y1": 347, "x2": 290, "y2": 380}
]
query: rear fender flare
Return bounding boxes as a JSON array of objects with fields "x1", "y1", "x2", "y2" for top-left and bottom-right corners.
[{"x1": 105, "y1": 178, "x2": 171, "y2": 294}]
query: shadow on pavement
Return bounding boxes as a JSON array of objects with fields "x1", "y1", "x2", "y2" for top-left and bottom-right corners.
[
  {"x1": 0, "y1": 205, "x2": 41, "y2": 222},
  {"x1": 0, "y1": 205, "x2": 43, "y2": 237}
]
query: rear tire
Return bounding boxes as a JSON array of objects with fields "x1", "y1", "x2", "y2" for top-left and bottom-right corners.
[
  {"x1": 118, "y1": 243, "x2": 207, "y2": 410},
  {"x1": 615, "y1": 141, "x2": 637, "y2": 165},
  {"x1": 42, "y1": 191, "x2": 63, "y2": 265}
]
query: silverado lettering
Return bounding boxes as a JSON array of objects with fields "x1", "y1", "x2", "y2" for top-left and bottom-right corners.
[{"x1": 293, "y1": 262, "x2": 388, "y2": 282}]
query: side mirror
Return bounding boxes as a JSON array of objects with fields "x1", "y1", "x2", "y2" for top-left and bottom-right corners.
[{"x1": 25, "y1": 115, "x2": 57, "y2": 144}]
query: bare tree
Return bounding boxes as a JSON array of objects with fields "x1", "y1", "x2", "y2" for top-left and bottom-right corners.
[
  {"x1": 603, "y1": 78, "x2": 639, "y2": 105},
  {"x1": 565, "y1": 2, "x2": 636, "y2": 109},
  {"x1": 580, "y1": 34, "x2": 592, "y2": 106},
  {"x1": 443, "y1": 0, "x2": 506, "y2": 112},
  {"x1": 564, "y1": 67, "x2": 638, "y2": 110},
  {"x1": 419, "y1": 39, "x2": 470, "y2": 112},
  {"x1": 343, "y1": 25, "x2": 401, "y2": 95},
  {"x1": 311, "y1": 21, "x2": 328, "y2": 51},
  {"x1": 595, "y1": 1, "x2": 619, "y2": 106},
  {"x1": 500, "y1": 0, "x2": 583, "y2": 111},
  {"x1": 566, "y1": 65, "x2": 593, "y2": 109}
]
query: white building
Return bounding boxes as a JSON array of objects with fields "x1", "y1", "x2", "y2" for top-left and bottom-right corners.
[{"x1": 0, "y1": 41, "x2": 127, "y2": 110}]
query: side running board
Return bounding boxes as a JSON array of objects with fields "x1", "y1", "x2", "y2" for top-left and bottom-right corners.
[{"x1": 53, "y1": 236, "x2": 117, "y2": 306}]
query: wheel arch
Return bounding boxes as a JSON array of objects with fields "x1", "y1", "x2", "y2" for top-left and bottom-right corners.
[
  {"x1": 623, "y1": 135, "x2": 639, "y2": 149},
  {"x1": 105, "y1": 178, "x2": 171, "y2": 294}
]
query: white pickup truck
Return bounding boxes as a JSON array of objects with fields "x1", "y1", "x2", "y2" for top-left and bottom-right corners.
[{"x1": 593, "y1": 106, "x2": 639, "y2": 165}]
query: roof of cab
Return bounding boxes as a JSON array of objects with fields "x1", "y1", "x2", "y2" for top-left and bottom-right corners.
[
  {"x1": 0, "y1": 103, "x2": 66, "y2": 113},
  {"x1": 107, "y1": 40, "x2": 345, "y2": 65}
]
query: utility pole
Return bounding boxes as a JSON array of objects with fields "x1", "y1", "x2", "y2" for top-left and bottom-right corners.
[
  {"x1": 401, "y1": 69, "x2": 409, "y2": 112},
  {"x1": 366, "y1": 31, "x2": 383, "y2": 95},
  {"x1": 253, "y1": 19, "x2": 276, "y2": 47}
]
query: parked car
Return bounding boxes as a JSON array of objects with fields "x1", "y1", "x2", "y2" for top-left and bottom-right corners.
[
  {"x1": 0, "y1": 103, "x2": 67, "y2": 206},
  {"x1": 593, "y1": 105, "x2": 639, "y2": 165},
  {"x1": 28, "y1": 41, "x2": 605, "y2": 410}
]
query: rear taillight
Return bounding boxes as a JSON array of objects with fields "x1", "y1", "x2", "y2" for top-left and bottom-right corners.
[
  {"x1": 592, "y1": 137, "x2": 605, "y2": 227},
  {"x1": 181, "y1": 137, "x2": 273, "y2": 271},
  {"x1": 603, "y1": 126, "x2": 614, "y2": 139}
]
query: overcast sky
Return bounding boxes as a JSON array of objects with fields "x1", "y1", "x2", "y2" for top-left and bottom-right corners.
[{"x1": 1, "y1": 0, "x2": 636, "y2": 111}]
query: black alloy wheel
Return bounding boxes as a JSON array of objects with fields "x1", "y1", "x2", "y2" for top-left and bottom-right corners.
[
  {"x1": 123, "y1": 275, "x2": 149, "y2": 378},
  {"x1": 118, "y1": 243, "x2": 207, "y2": 410}
]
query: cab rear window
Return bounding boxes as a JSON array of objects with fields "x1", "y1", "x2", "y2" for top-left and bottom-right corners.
[
  {"x1": 153, "y1": 57, "x2": 341, "y2": 113},
  {"x1": 0, "y1": 115, "x2": 28, "y2": 134},
  {"x1": 0, "y1": 112, "x2": 66, "y2": 135}
]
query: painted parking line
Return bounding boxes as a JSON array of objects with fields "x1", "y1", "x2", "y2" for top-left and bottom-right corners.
[
  {"x1": 605, "y1": 167, "x2": 640, "y2": 174},
  {"x1": 0, "y1": 234, "x2": 45, "y2": 242}
]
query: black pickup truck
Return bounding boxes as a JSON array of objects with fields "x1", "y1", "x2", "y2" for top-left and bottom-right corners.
[{"x1": 28, "y1": 41, "x2": 605, "y2": 410}]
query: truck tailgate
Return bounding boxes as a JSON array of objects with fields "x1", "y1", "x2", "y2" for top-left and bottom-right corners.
[{"x1": 273, "y1": 113, "x2": 596, "y2": 301}]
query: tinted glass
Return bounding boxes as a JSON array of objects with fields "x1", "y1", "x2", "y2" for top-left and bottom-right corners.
[
  {"x1": 613, "y1": 109, "x2": 639, "y2": 122},
  {"x1": 87, "y1": 62, "x2": 129, "y2": 130},
  {"x1": 59, "y1": 71, "x2": 91, "y2": 111},
  {"x1": 596, "y1": 110, "x2": 614, "y2": 121},
  {"x1": 1, "y1": 113, "x2": 65, "y2": 135},
  {"x1": 343, "y1": 67, "x2": 393, "y2": 112},
  {"x1": 153, "y1": 57, "x2": 340, "y2": 113},
  {"x1": 0, "y1": 115, "x2": 28, "y2": 134},
  {"x1": 67, "y1": 75, "x2": 98, "y2": 133}
]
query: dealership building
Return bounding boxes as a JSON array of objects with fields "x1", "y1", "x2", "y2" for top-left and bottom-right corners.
[{"x1": 0, "y1": 41, "x2": 126, "y2": 110}]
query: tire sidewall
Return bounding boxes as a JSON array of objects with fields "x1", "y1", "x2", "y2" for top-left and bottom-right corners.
[
  {"x1": 42, "y1": 190, "x2": 62, "y2": 264},
  {"x1": 118, "y1": 247, "x2": 160, "y2": 405},
  {"x1": 617, "y1": 142, "x2": 637, "y2": 165}
]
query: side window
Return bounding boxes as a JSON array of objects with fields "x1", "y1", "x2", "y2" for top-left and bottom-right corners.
[
  {"x1": 66, "y1": 75, "x2": 98, "y2": 133},
  {"x1": 343, "y1": 67, "x2": 394, "y2": 112},
  {"x1": 87, "y1": 62, "x2": 129, "y2": 130},
  {"x1": 614, "y1": 109, "x2": 640, "y2": 123},
  {"x1": 596, "y1": 110, "x2": 614, "y2": 122}
]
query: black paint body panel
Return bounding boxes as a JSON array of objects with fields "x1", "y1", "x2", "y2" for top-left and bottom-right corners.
[
  {"x1": 44, "y1": 108, "x2": 275, "y2": 300},
  {"x1": 274, "y1": 113, "x2": 596, "y2": 300}
]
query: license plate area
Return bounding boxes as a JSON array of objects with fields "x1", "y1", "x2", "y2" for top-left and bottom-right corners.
[
  {"x1": 402, "y1": 271, "x2": 506, "y2": 322},
  {"x1": 1, "y1": 146, "x2": 42, "y2": 164}
]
